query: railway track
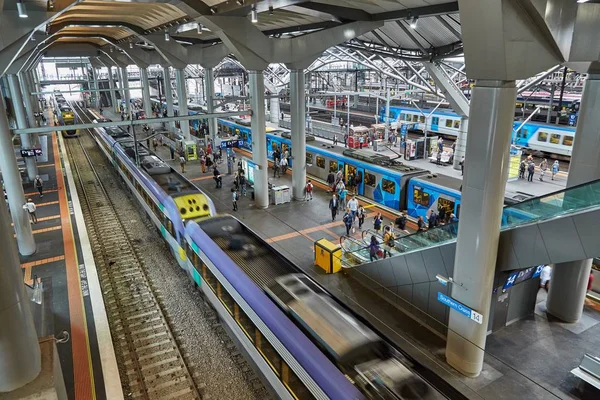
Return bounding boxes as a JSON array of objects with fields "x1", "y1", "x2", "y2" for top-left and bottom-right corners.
[{"x1": 64, "y1": 111, "x2": 204, "y2": 400}]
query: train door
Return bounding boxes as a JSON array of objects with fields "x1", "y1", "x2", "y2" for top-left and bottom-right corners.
[
  {"x1": 355, "y1": 167, "x2": 365, "y2": 195},
  {"x1": 431, "y1": 116, "x2": 439, "y2": 132},
  {"x1": 337, "y1": 160, "x2": 345, "y2": 175}
]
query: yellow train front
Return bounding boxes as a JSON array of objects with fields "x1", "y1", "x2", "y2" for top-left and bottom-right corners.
[{"x1": 57, "y1": 104, "x2": 78, "y2": 137}]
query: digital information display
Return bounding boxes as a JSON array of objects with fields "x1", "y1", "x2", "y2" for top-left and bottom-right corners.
[{"x1": 20, "y1": 148, "x2": 42, "y2": 157}]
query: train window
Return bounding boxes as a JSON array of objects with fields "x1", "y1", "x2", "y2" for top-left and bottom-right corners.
[
  {"x1": 563, "y1": 135, "x2": 574, "y2": 146},
  {"x1": 454, "y1": 120, "x2": 461, "y2": 129},
  {"x1": 186, "y1": 242, "x2": 194, "y2": 262},
  {"x1": 438, "y1": 197, "x2": 456, "y2": 215},
  {"x1": 365, "y1": 173, "x2": 376, "y2": 187},
  {"x1": 445, "y1": 119, "x2": 453, "y2": 128},
  {"x1": 537, "y1": 131, "x2": 548, "y2": 142},
  {"x1": 270, "y1": 140, "x2": 279, "y2": 153},
  {"x1": 316, "y1": 156, "x2": 325, "y2": 169},
  {"x1": 412, "y1": 187, "x2": 430, "y2": 207},
  {"x1": 306, "y1": 153, "x2": 313, "y2": 166},
  {"x1": 550, "y1": 133, "x2": 561, "y2": 144},
  {"x1": 419, "y1": 115, "x2": 425, "y2": 123},
  {"x1": 217, "y1": 283, "x2": 235, "y2": 315},
  {"x1": 165, "y1": 218, "x2": 175, "y2": 237},
  {"x1": 234, "y1": 304, "x2": 255, "y2": 343},
  {"x1": 412, "y1": 115, "x2": 418, "y2": 122},
  {"x1": 432, "y1": 117, "x2": 439, "y2": 126},
  {"x1": 202, "y1": 264, "x2": 217, "y2": 293},
  {"x1": 518, "y1": 128, "x2": 528, "y2": 139},
  {"x1": 329, "y1": 161, "x2": 339, "y2": 173},
  {"x1": 282, "y1": 363, "x2": 314, "y2": 400},
  {"x1": 256, "y1": 331, "x2": 281, "y2": 375},
  {"x1": 400, "y1": 113, "x2": 406, "y2": 121},
  {"x1": 346, "y1": 164, "x2": 357, "y2": 178},
  {"x1": 281, "y1": 143, "x2": 289, "y2": 154},
  {"x1": 382, "y1": 178, "x2": 396, "y2": 194}
]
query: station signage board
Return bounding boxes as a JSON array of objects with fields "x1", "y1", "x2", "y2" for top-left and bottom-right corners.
[
  {"x1": 21, "y1": 148, "x2": 42, "y2": 157},
  {"x1": 437, "y1": 292, "x2": 483, "y2": 324},
  {"x1": 219, "y1": 139, "x2": 244, "y2": 149}
]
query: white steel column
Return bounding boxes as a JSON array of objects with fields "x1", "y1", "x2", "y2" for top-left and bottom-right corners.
[
  {"x1": 445, "y1": 80, "x2": 516, "y2": 377},
  {"x1": 120, "y1": 67, "x2": 131, "y2": 117},
  {"x1": 249, "y1": 71, "x2": 268, "y2": 208},
  {"x1": 19, "y1": 72, "x2": 37, "y2": 129},
  {"x1": 91, "y1": 68, "x2": 100, "y2": 109},
  {"x1": 25, "y1": 72, "x2": 39, "y2": 114},
  {"x1": 290, "y1": 70, "x2": 307, "y2": 200},
  {"x1": 0, "y1": 95, "x2": 36, "y2": 255},
  {"x1": 8, "y1": 74, "x2": 38, "y2": 181},
  {"x1": 107, "y1": 67, "x2": 118, "y2": 112},
  {"x1": 140, "y1": 68, "x2": 153, "y2": 119},
  {"x1": 0, "y1": 144, "x2": 40, "y2": 391},
  {"x1": 270, "y1": 95, "x2": 279, "y2": 125},
  {"x1": 454, "y1": 118, "x2": 469, "y2": 169},
  {"x1": 546, "y1": 74, "x2": 600, "y2": 322},
  {"x1": 163, "y1": 66, "x2": 175, "y2": 133},
  {"x1": 205, "y1": 67, "x2": 218, "y2": 141},
  {"x1": 175, "y1": 68, "x2": 190, "y2": 140}
]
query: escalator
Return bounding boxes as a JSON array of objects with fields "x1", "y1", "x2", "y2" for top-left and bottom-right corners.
[{"x1": 345, "y1": 178, "x2": 600, "y2": 288}]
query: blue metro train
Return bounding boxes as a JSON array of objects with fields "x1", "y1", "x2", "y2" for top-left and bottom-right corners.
[
  {"x1": 86, "y1": 112, "x2": 451, "y2": 399},
  {"x1": 381, "y1": 105, "x2": 577, "y2": 157}
]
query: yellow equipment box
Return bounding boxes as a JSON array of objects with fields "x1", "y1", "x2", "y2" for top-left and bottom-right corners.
[{"x1": 314, "y1": 238, "x2": 342, "y2": 274}]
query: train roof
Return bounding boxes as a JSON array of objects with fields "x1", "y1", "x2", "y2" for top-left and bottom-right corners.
[
  {"x1": 410, "y1": 173, "x2": 462, "y2": 193},
  {"x1": 186, "y1": 219, "x2": 361, "y2": 399}
]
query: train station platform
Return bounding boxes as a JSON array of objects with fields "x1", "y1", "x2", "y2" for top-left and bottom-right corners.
[
  {"x1": 1, "y1": 110, "x2": 120, "y2": 399},
  {"x1": 93, "y1": 106, "x2": 595, "y2": 399}
]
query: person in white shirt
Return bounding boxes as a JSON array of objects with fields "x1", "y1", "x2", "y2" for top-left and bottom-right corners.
[
  {"x1": 347, "y1": 196, "x2": 359, "y2": 222},
  {"x1": 540, "y1": 265, "x2": 552, "y2": 291},
  {"x1": 23, "y1": 199, "x2": 37, "y2": 224}
]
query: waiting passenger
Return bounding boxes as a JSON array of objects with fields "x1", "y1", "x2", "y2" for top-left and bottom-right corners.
[
  {"x1": 373, "y1": 212, "x2": 382, "y2": 232},
  {"x1": 326, "y1": 172, "x2": 336, "y2": 192},
  {"x1": 519, "y1": 160, "x2": 526, "y2": 179},
  {"x1": 539, "y1": 159, "x2": 548, "y2": 181},
  {"x1": 357, "y1": 205, "x2": 365, "y2": 230},
  {"x1": 232, "y1": 188, "x2": 239, "y2": 211},
  {"x1": 527, "y1": 161, "x2": 535, "y2": 182},
  {"x1": 395, "y1": 211, "x2": 407, "y2": 231},
  {"x1": 213, "y1": 168, "x2": 222, "y2": 188},
  {"x1": 428, "y1": 210, "x2": 438, "y2": 229},
  {"x1": 417, "y1": 216, "x2": 426, "y2": 232}
]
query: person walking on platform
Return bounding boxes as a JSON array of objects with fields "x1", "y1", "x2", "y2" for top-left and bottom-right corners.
[
  {"x1": 338, "y1": 186, "x2": 348, "y2": 211},
  {"x1": 169, "y1": 146, "x2": 175, "y2": 160},
  {"x1": 460, "y1": 157, "x2": 465, "y2": 176},
  {"x1": 347, "y1": 196, "x2": 359, "y2": 224},
  {"x1": 34, "y1": 175, "x2": 44, "y2": 198},
  {"x1": 519, "y1": 160, "x2": 526, "y2": 179},
  {"x1": 552, "y1": 160, "x2": 560, "y2": 180},
  {"x1": 179, "y1": 155, "x2": 186, "y2": 173},
  {"x1": 374, "y1": 212, "x2": 382, "y2": 232},
  {"x1": 213, "y1": 167, "x2": 222, "y2": 188},
  {"x1": 333, "y1": 134, "x2": 338, "y2": 146},
  {"x1": 326, "y1": 172, "x2": 335, "y2": 192},
  {"x1": 343, "y1": 209, "x2": 353, "y2": 236},
  {"x1": 357, "y1": 205, "x2": 365, "y2": 230},
  {"x1": 359, "y1": 135, "x2": 365, "y2": 149},
  {"x1": 273, "y1": 161, "x2": 280, "y2": 178},
  {"x1": 539, "y1": 159, "x2": 548, "y2": 181},
  {"x1": 329, "y1": 194, "x2": 339, "y2": 222},
  {"x1": 23, "y1": 199, "x2": 37, "y2": 224},
  {"x1": 527, "y1": 161, "x2": 535, "y2": 182},
  {"x1": 305, "y1": 180, "x2": 313, "y2": 201},
  {"x1": 383, "y1": 226, "x2": 396, "y2": 259},
  {"x1": 201, "y1": 156, "x2": 207, "y2": 173},
  {"x1": 152, "y1": 138, "x2": 158, "y2": 152},
  {"x1": 232, "y1": 189, "x2": 239, "y2": 211},
  {"x1": 240, "y1": 172, "x2": 247, "y2": 196}
]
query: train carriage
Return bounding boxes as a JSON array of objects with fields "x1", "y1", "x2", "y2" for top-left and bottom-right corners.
[{"x1": 407, "y1": 175, "x2": 462, "y2": 220}]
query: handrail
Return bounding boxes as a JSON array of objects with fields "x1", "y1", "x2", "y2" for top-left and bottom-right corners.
[{"x1": 340, "y1": 177, "x2": 600, "y2": 267}]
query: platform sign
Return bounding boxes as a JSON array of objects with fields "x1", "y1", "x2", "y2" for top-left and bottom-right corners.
[
  {"x1": 220, "y1": 139, "x2": 244, "y2": 149},
  {"x1": 437, "y1": 292, "x2": 483, "y2": 324},
  {"x1": 20, "y1": 148, "x2": 42, "y2": 157}
]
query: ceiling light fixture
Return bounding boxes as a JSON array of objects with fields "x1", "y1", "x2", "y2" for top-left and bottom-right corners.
[
  {"x1": 197, "y1": 23, "x2": 203, "y2": 34},
  {"x1": 577, "y1": 0, "x2": 589, "y2": 3},
  {"x1": 410, "y1": 16, "x2": 418, "y2": 29},
  {"x1": 236, "y1": 0, "x2": 244, "y2": 5},
  {"x1": 17, "y1": 0, "x2": 28, "y2": 18},
  {"x1": 251, "y1": 5, "x2": 258, "y2": 23},
  {"x1": 165, "y1": 31, "x2": 170, "y2": 41}
]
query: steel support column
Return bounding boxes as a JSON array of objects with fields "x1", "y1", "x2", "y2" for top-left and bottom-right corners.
[
  {"x1": 18, "y1": 72, "x2": 37, "y2": 129},
  {"x1": 174, "y1": 68, "x2": 190, "y2": 140},
  {"x1": 0, "y1": 94, "x2": 36, "y2": 256},
  {"x1": 120, "y1": 67, "x2": 131, "y2": 118},
  {"x1": 248, "y1": 71, "x2": 268, "y2": 208},
  {"x1": 290, "y1": 70, "x2": 307, "y2": 200},
  {"x1": 163, "y1": 66, "x2": 175, "y2": 133},
  {"x1": 546, "y1": 74, "x2": 600, "y2": 322},
  {"x1": 140, "y1": 68, "x2": 152, "y2": 120},
  {"x1": 446, "y1": 80, "x2": 516, "y2": 378},
  {"x1": 205, "y1": 68, "x2": 218, "y2": 142},
  {"x1": 107, "y1": 67, "x2": 118, "y2": 112},
  {"x1": 270, "y1": 95, "x2": 280, "y2": 125},
  {"x1": 8, "y1": 74, "x2": 38, "y2": 182}
]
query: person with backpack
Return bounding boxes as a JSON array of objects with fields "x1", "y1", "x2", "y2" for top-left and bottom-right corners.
[
  {"x1": 34, "y1": 175, "x2": 44, "y2": 197},
  {"x1": 519, "y1": 160, "x2": 526, "y2": 179},
  {"x1": 527, "y1": 161, "x2": 535, "y2": 182},
  {"x1": 232, "y1": 188, "x2": 239, "y2": 211},
  {"x1": 383, "y1": 226, "x2": 396, "y2": 258},
  {"x1": 343, "y1": 209, "x2": 353, "y2": 236},
  {"x1": 395, "y1": 211, "x2": 407, "y2": 231},
  {"x1": 368, "y1": 235, "x2": 380, "y2": 262},
  {"x1": 374, "y1": 212, "x2": 382, "y2": 232},
  {"x1": 305, "y1": 180, "x2": 313, "y2": 201},
  {"x1": 552, "y1": 160, "x2": 559, "y2": 180},
  {"x1": 539, "y1": 159, "x2": 548, "y2": 181},
  {"x1": 179, "y1": 155, "x2": 186, "y2": 173},
  {"x1": 357, "y1": 205, "x2": 365, "y2": 230}
]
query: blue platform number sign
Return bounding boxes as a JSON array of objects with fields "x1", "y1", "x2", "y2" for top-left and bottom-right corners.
[
  {"x1": 569, "y1": 113, "x2": 577, "y2": 126},
  {"x1": 437, "y1": 292, "x2": 483, "y2": 325}
]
